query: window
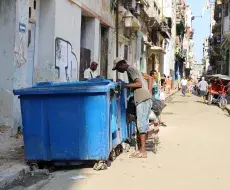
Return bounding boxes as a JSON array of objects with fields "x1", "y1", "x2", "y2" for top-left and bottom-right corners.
[
  {"x1": 29, "y1": 7, "x2": 32, "y2": 19},
  {"x1": 34, "y1": 0, "x2": 36, "y2": 10}
]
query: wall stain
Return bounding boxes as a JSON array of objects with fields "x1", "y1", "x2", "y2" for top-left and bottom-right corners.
[
  {"x1": 14, "y1": 34, "x2": 26, "y2": 68},
  {"x1": 55, "y1": 38, "x2": 78, "y2": 82}
]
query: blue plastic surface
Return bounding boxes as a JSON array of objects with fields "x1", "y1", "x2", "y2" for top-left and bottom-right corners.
[
  {"x1": 14, "y1": 81, "x2": 123, "y2": 161},
  {"x1": 118, "y1": 89, "x2": 128, "y2": 142}
]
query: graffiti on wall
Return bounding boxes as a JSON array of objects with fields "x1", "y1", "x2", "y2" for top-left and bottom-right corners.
[
  {"x1": 55, "y1": 38, "x2": 78, "y2": 82},
  {"x1": 15, "y1": 34, "x2": 26, "y2": 68}
]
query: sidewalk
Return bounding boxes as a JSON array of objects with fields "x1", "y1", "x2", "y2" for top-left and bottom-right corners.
[
  {"x1": 0, "y1": 89, "x2": 179, "y2": 189},
  {"x1": 0, "y1": 126, "x2": 29, "y2": 188}
]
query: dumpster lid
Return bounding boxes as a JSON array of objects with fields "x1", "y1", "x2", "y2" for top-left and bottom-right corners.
[{"x1": 13, "y1": 80, "x2": 116, "y2": 96}]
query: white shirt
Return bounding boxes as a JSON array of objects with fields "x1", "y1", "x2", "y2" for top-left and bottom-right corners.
[
  {"x1": 83, "y1": 68, "x2": 99, "y2": 79},
  {"x1": 181, "y1": 79, "x2": 187, "y2": 86}
]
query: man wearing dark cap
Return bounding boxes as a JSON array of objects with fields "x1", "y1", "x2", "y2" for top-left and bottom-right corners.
[
  {"x1": 84, "y1": 61, "x2": 99, "y2": 80},
  {"x1": 112, "y1": 57, "x2": 152, "y2": 158}
]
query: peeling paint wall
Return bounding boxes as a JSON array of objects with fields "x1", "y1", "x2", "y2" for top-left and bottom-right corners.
[
  {"x1": 0, "y1": 0, "x2": 16, "y2": 127},
  {"x1": 0, "y1": 0, "x2": 29, "y2": 131},
  {"x1": 34, "y1": 0, "x2": 81, "y2": 82},
  {"x1": 33, "y1": 0, "x2": 56, "y2": 83},
  {"x1": 13, "y1": 0, "x2": 30, "y2": 132},
  {"x1": 55, "y1": 0, "x2": 81, "y2": 81}
]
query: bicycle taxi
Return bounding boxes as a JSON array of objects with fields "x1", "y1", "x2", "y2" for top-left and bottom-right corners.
[{"x1": 207, "y1": 74, "x2": 230, "y2": 109}]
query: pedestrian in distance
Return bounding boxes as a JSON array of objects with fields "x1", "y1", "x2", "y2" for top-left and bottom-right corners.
[
  {"x1": 181, "y1": 76, "x2": 187, "y2": 97},
  {"x1": 187, "y1": 78, "x2": 193, "y2": 96},
  {"x1": 165, "y1": 76, "x2": 172, "y2": 94},
  {"x1": 112, "y1": 57, "x2": 152, "y2": 158},
  {"x1": 198, "y1": 77, "x2": 209, "y2": 103}
]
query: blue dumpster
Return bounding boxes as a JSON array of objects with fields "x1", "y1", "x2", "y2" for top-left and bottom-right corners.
[
  {"x1": 119, "y1": 88, "x2": 128, "y2": 141},
  {"x1": 13, "y1": 81, "x2": 122, "y2": 162}
]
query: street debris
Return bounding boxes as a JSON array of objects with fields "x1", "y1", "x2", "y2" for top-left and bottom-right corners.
[{"x1": 69, "y1": 175, "x2": 86, "y2": 180}]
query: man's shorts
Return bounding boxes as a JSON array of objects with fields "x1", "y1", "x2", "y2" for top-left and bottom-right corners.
[
  {"x1": 136, "y1": 99, "x2": 153, "y2": 134},
  {"x1": 200, "y1": 90, "x2": 207, "y2": 96}
]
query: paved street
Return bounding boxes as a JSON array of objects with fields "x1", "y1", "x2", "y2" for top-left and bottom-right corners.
[{"x1": 38, "y1": 93, "x2": 230, "y2": 190}]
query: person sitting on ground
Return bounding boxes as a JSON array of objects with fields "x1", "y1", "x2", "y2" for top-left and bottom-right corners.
[
  {"x1": 83, "y1": 61, "x2": 99, "y2": 80},
  {"x1": 112, "y1": 57, "x2": 152, "y2": 158}
]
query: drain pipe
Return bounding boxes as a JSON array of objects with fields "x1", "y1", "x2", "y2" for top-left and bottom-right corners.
[{"x1": 116, "y1": 0, "x2": 119, "y2": 81}]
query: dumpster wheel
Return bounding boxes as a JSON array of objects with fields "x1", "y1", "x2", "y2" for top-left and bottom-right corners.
[
  {"x1": 109, "y1": 149, "x2": 116, "y2": 161},
  {"x1": 115, "y1": 145, "x2": 123, "y2": 157},
  {"x1": 29, "y1": 162, "x2": 39, "y2": 171},
  {"x1": 93, "y1": 161, "x2": 107, "y2": 171}
]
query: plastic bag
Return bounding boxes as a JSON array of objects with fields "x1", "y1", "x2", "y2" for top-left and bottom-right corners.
[{"x1": 151, "y1": 99, "x2": 167, "y2": 116}]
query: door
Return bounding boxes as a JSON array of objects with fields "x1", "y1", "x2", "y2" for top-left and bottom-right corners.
[{"x1": 80, "y1": 47, "x2": 91, "y2": 81}]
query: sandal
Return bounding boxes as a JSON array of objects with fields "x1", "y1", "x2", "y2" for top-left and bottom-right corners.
[{"x1": 129, "y1": 152, "x2": 147, "y2": 158}]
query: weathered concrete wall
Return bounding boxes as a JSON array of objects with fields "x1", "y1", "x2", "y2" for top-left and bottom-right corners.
[
  {"x1": 33, "y1": 0, "x2": 56, "y2": 83},
  {"x1": 0, "y1": 0, "x2": 29, "y2": 131},
  {"x1": 55, "y1": 0, "x2": 81, "y2": 81},
  {"x1": 13, "y1": 0, "x2": 30, "y2": 132},
  {"x1": 34, "y1": 0, "x2": 81, "y2": 82},
  {"x1": 78, "y1": 0, "x2": 113, "y2": 26},
  {"x1": 0, "y1": 0, "x2": 16, "y2": 127},
  {"x1": 81, "y1": 17, "x2": 100, "y2": 63}
]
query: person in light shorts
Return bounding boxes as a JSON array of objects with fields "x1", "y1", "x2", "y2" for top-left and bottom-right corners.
[
  {"x1": 112, "y1": 57, "x2": 152, "y2": 158},
  {"x1": 136, "y1": 99, "x2": 153, "y2": 133}
]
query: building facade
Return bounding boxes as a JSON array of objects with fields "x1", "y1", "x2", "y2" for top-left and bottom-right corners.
[
  {"x1": 210, "y1": 0, "x2": 230, "y2": 75},
  {"x1": 0, "y1": 0, "x2": 178, "y2": 133}
]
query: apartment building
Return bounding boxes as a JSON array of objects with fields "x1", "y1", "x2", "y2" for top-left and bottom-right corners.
[{"x1": 0, "y1": 0, "x2": 176, "y2": 133}]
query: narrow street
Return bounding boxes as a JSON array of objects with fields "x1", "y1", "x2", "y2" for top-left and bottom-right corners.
[{"x1": 38, "y1": 93, "x2": 230, "y2": 190}]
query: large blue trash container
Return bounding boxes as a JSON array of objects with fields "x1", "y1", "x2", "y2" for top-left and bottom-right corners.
[
  {"x1": 119, "y1": 88, "x2": 128, "y2": 141},
  {"x1": 13, "y1": 81, "x2": 122, "y2": 162}
]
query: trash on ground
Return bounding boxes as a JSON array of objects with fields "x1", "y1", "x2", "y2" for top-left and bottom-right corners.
[{"x1": 69, "y1": 175, "x2": 86, "y2": 180}]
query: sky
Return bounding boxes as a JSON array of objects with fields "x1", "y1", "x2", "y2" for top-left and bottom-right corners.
[{"x1": 186, "y1": 0, "x2": 211, "y2": 63}]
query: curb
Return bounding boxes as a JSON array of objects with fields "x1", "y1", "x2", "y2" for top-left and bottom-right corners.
[
  {"x1": 27, "y1": 176, "x2": 52, "y2": 190},
  {"x1": 0, "y1": 165, "x2": 30, "y2": 189}
]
